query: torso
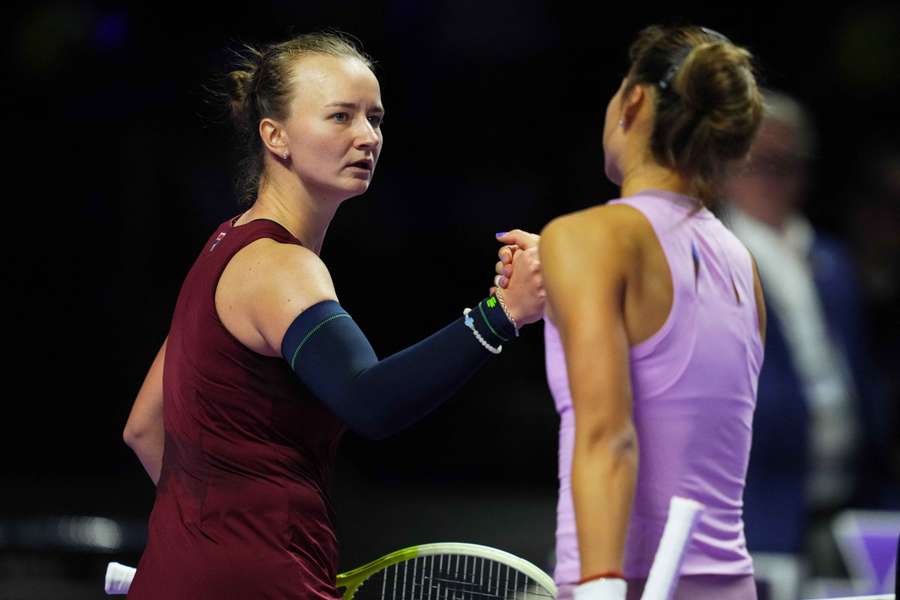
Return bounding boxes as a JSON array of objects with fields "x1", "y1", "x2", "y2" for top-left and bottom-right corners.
[{"x1": 548, "y1": 189, "x2": 765, "y2": 583}]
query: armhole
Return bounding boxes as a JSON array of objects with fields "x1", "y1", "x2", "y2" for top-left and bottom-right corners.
[
  {"x1": 748, "y1": 249, "x2": 766, "y2": 348},
  {"x1": 212, "y1": 232, "x2": 303, "y2": 358},
  {"x1": 608, "y1": 202, "x2": 680, "y2": 359}
]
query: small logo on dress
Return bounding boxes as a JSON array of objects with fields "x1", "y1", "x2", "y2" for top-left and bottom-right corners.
[{"x1": 209, "y1": 232, "x2": 227, "y2": 252}]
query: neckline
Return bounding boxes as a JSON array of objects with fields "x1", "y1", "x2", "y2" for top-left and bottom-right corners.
[
  {"x1": 626, "y1": 188, "x2": 712, "y2": 217},
  {"x1": 229, "y1": 213, "x2": 304, "y2": 246}
]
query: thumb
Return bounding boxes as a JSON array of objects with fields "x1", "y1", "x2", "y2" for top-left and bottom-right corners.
[{"x1": 496, "y1": 228, "x2": 539, "y2": 250}]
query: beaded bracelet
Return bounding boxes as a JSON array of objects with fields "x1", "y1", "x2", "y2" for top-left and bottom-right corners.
[
  {"x1": 463, "y1": 308, "x2": 502, "y2": 354},
  {"x1": 493, "y1": 288, "x2": 519, "y2": 336}
]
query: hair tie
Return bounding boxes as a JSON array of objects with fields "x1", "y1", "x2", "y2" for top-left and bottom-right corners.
[
  {"x1": 658, "y1": 46, "x2": 692, "y2": 91},
  {"x1": 658, "y1": 28, "x2": 731, "y2": 91}
]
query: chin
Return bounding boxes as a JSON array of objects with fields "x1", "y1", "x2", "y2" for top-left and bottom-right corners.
[{"x1": 340, "y1": 181, "x2": 371, "y2": 201}]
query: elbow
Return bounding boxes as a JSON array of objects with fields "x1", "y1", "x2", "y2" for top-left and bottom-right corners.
[
  {"x1": 577, "y1": 420, "x2": 639, "y2": 465},
  {"x1": 123, "y1": 420, "x2": 147, "y2": 449},
  {"x1": 122, "y1": 423, "x2": 138, "y2": 449}
]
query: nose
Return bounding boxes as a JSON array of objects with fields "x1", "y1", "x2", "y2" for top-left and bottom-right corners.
[{"x1": 354, "y1": 117, "x2": 381, "y2": 150}]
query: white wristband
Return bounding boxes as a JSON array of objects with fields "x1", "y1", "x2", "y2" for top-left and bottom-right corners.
[{"x1": 573, "y1": 577, "x2": 627, "y2": 600}]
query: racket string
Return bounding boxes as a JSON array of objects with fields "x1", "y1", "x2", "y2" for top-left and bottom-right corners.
[{"x1": 352, "y1": 554, "x2": 554, "y2": 600}]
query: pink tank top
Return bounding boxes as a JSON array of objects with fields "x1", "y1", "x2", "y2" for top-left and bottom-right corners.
[{"x1": 546, "y1": 190, "x2": 763, "y2": 584}]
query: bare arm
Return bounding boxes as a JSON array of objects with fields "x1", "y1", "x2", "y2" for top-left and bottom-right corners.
[
  {"x1": 541, "y1": 211, "x2": 638, "y2": 579},
  {"x1": 124, "y1": 337, "x2": 167, "y2": 485}
]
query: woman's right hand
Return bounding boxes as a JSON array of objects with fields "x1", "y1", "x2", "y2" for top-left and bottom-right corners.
[{"x1": 492, "y1": 229, "x2": 544, "y2": 326}]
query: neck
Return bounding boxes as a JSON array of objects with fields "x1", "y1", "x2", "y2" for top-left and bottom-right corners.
[
  {"x1": 244, "y1": 164, "x2": 341, "y2": 255},
  {"x1": 619, "y1": 160, "x2": 693, "y2": 200}
]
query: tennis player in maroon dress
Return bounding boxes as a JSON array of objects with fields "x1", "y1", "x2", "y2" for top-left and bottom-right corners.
[{"x1": 123, "y1": 33, "x2": 545, "y2": 599}]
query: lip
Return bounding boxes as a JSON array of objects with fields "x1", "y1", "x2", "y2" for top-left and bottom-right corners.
[{"x1": 346, "y1": 158, "x2": 374, "y2": 171}]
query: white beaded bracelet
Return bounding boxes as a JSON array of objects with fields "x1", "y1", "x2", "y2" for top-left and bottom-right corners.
[{"x1": 463, "y1": 308, "x2": 502, "y2": 354}]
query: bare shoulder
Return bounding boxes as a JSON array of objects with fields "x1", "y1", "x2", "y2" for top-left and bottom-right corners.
[
  {"x1": 541, "y1": 203, "x2": 646, "y2": 265},
  {"x1": 227, "y1": 238, "x2": 334, "y2": 301},
  {"x1": 217, "y1": 238, "x2": 338, "y2": 356}
]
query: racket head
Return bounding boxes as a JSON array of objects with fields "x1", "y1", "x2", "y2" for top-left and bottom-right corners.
[{"x1": 336, "y1": 542, "x2": 557, "y2": 599}]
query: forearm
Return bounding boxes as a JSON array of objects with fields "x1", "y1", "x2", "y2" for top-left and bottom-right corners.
[
  {"x1": 345, "y1": 315, "x2": 495, "y2": 437},
  {"x1": 572, "y1": 429, "x2": 639, "y2": 578},
  {"x1": 283, "y1": 298, "x2": 516, "y2": 439}
]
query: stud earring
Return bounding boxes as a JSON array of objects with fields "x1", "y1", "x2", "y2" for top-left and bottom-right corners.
[
  {"x1": 618, "y1": 118, "x2": 625, "y2": 128},
  {"x1": 282, "y1": 152, "x2": 289, "y2": 159}
]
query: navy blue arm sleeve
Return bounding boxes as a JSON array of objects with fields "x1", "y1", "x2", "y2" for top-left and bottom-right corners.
[{"x1": 280, "y1": 299, "x2": 516, "y2": 440}]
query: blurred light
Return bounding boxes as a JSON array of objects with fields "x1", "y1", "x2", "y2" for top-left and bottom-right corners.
[{"x1": 56, "y1": 516, "x2": 123, "y2": 551}]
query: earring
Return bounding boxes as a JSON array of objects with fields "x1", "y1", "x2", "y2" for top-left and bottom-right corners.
[
  {"x1": 282, "y1": 152, "x2": 289, "y2": 159},
  {"x1": 618, "y1": 118, "x2": 625, "y2": 128}
]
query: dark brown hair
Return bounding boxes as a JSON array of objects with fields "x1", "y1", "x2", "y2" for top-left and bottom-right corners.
[
  {"x1": 624, "y1": 25, "x2": 763, "y2": 205},
  {"x1": 223, "y1": 32, "x2": 374, "y2": 206}
]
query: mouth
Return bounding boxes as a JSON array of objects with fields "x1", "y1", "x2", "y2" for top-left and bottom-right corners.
[{"x1": 347, "y1": 159, "x2": 374, "y2": 171}]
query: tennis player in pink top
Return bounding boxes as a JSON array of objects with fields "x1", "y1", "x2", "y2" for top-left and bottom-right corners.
[{"x1": 498, "y1": 24, "x2": 767, "y2": 600}]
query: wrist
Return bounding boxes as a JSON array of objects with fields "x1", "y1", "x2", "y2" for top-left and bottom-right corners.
[
  {"x1": 579, "y1": 571, "x2": 625, "y2": 584},
  {"x1": 493, "y1": 288, "x2": 520, "y2": 334},
  {"x1": 474, "y1": 296, "x2": 517, "y2": 343},
  {"x1": 574, "y1": 577, "x2": 626, "y2": 600}
]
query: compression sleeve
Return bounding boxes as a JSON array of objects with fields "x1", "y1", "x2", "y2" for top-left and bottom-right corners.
[{"x1": 281, "y1": 298, "x2": 516, "y2": 440}]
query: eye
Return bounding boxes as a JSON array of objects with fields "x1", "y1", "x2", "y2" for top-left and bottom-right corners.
[
  {"x1": 367, "y1": 114, "x2": 383, "y2": 127},
  {"x1": 331, "y1": 112, "x2": 350, "y2": 123}
]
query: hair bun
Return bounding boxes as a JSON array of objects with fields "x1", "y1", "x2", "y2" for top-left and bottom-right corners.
[
  {"x1": 225, "y1": 44, "x2": 265, "y2": 132},
  {"x1": 675, "y1": 42, "x2": 762, "y2": 161}
]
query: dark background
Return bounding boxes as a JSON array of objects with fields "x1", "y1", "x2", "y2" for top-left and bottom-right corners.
[{"x1": 3, "y1": 2, "x2": 899, "y2": 598}]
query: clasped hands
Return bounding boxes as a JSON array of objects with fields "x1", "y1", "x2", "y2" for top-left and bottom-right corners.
[{"x1": 488, "y1": 229, "x2": 545, "y2": 327}]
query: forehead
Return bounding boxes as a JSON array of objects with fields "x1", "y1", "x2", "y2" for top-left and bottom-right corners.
[{"x1": 288, "y1": 54, "x2": 382, "y2": 109}]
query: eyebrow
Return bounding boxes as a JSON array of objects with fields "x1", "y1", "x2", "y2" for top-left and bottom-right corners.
[{"x1": 324, "y1": 101, "x2": 385, "y2": 114}]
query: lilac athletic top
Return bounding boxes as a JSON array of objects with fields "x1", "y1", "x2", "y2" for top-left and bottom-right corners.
[{"x1": 546, "y1": 190, "x2": 763, "y2": 584}]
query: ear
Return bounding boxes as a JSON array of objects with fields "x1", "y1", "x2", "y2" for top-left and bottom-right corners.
[
  {"x1": 621, "y1": 84, "x2": 647, "y2": 128},
  {"x1": 259, "y1": 117, "x2": 290, "y2": 158}
]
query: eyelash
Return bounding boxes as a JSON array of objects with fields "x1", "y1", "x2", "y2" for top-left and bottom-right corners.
[{"x1": 330, "y1": 113, "x2": 384, "y2": 127}]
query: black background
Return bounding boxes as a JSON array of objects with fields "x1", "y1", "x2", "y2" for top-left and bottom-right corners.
[{"x1": 4, "y1": 1, "x2": 899, "y2": 596}]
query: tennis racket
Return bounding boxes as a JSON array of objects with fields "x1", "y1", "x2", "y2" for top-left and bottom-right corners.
[{"x1": 105, "y1": 542, "x2": 558, "y2": 599}]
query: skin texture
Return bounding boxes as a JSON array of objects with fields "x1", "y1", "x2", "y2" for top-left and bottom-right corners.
[{"x1": 124, "y1": 53, "x2": 545, "y2": 483}]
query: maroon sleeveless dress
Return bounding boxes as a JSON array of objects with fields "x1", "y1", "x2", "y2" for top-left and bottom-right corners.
[{"x1": 128, "y1": 215, "x2": 346, "y2": 599}]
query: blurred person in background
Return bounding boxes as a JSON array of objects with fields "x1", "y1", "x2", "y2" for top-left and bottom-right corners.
[{"x1": 723, "y1": 88, "x2": 891, "y2": 600}]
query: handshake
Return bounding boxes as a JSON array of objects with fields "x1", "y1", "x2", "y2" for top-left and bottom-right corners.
[{"x1": 489, "y1": 229, "x2": 545, "y2": 329}]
